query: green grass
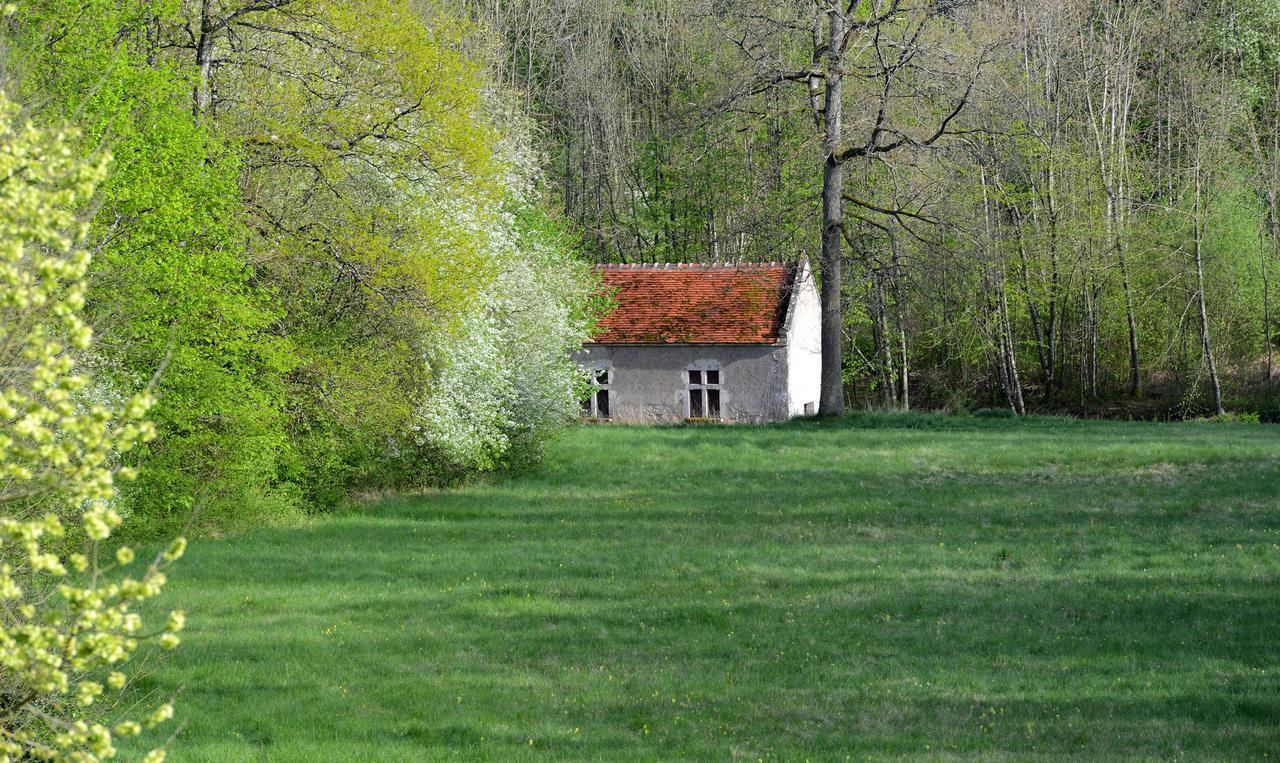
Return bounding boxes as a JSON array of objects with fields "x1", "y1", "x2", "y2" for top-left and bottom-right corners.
[{"x1": 132, "y1": 415, "x2": 1280, "y2": 760}]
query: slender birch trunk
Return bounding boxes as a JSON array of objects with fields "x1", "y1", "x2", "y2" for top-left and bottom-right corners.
[{"x1": 1192, "y1": 168, "x2": 1225, "y2": 415}]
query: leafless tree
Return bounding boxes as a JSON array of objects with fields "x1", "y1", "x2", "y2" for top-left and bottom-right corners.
[{"x1": 713, "y1": 0, "x2": 987, "y2": 414}]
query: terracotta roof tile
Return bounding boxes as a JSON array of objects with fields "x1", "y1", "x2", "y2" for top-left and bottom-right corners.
[{"x1": 588, "y1": 262, "x2": 795, "y2": 345}]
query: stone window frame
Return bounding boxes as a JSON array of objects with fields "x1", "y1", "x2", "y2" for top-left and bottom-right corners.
[
  {"x1": 582, "y1": 364, "x2": 613, "y2": 419},
  {"x1": 685, "y1": 363, "x2": 722, "y2": 420}
]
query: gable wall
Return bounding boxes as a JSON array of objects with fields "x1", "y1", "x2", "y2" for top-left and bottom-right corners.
[
  {"x1": 783, "y1": 260, "x2": 822, "y2": 416},
  {"x1": 577, "y1": 344, "x2": 789, "y2": 424}
]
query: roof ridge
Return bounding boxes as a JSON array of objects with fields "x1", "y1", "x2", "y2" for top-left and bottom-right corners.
[{"x1": 594, "y1": 261, "x2": 789, "y2": 269}]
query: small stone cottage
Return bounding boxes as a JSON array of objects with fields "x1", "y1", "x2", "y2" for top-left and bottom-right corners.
[{"x1": 577, "y1": 261, "x2": 820, "y2": 424}]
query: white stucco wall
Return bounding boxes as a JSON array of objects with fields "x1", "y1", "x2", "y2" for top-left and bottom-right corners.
[
  {"x1": 783, "y1": 259, "x2": 822, "y2": 416},
  {"x1": 576, "y1": 344, "x2": 790, "y2": 424}
]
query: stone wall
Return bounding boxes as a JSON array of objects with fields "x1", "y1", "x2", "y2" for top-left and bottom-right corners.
[{"x1": 576, "y1": 344, "x2": 789, "y2": 424}]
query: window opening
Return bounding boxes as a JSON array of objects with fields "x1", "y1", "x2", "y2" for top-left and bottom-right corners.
[
  {"x1": 687, "y1": 366, "x2": 722, "y2": 419},
  {"x1": 583, "y1": 367, "x2": 613, "y2": 419}
]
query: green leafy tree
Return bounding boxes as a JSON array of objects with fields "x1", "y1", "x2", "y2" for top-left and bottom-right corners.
[
  {"x1": 176, "y1": 0, "x2": 596, "y2": 500},
  {"x1": 8, "y1": 0, "x2": 604, "y2": 533},
  {"x1": 0, "y1": 91, "x2": 183, "y2": 763},
  {"x1": 7, "y1": 0, "x2": 301, "y2": 535}
]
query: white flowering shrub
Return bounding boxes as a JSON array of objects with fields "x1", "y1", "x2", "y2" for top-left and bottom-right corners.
[
  {"x1": 0, "y1": 94, "x2": 183, "y2": 761},
  {"x1": 412, "y1": 238, "x2": 595, "y2": 477},
  {"x1": 414, "y1": 300, "x2": 511, "y2": 474},
  {"x1": 491, "y1": 224, "x2": 597, "y2": 459},
  {"x1": 409, "y1": 100, "x2": 597, "y2": 479}
]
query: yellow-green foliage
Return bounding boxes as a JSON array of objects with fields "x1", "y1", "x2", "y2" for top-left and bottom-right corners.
[
  {"x1": 228, "y1": 0, "x2": 499, "y2": 321},
  {"x1": 215, "y1": 0, "x2": 514, "y2": 501},
  {"x1": 7, "y1": 0, "x2": 600, "y2": 527},
  {"x1": 0, "y1": 94, "x2": 182, "y2": 761}
]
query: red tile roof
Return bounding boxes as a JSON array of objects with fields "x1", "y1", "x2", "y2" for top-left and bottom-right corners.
[{"x1": 588, "y1": 263, "x2": 796, "y2": 345}]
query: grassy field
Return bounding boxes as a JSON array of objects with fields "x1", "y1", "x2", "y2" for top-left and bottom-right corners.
[{"x1": 132, "y1": 415, "x2": 1280, "y2": 761}]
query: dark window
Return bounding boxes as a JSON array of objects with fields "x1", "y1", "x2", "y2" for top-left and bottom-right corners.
[
  {"x1": 686, "y1": 366, "x2": 722, "y2": 420},
  {"x1": 582, "y1": 366, "x2": 613, "y2": 419}
]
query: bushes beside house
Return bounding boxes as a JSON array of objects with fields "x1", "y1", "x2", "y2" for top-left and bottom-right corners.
[{"x1": 3, "y1": 0, "x2": 600, "y2": 537}]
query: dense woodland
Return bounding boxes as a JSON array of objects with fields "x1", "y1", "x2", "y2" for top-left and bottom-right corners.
[{"x1": 474, "y1": 0, "x2": 1280, "y2": 419}]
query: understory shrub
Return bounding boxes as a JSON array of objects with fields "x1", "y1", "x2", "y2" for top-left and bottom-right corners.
[
  {"x1": 1203, "y1": 411, "x2": 1262, "y2": 424},
  {"x1": 972, "y1": 407, "x2": 1017, "y2": 418}
]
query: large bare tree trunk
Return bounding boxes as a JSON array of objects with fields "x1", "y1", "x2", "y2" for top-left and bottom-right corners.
[
  {"x1": 818, "y1": 9, "x2": 845, "y2": 416},
  {"x1": 720, "y1": 1, "x2": 980, "y2": 415}
]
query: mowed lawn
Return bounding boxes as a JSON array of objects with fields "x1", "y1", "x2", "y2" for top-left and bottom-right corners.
[{"x1": 134, "y1": 416, "x2": 1280, "y2": 761}]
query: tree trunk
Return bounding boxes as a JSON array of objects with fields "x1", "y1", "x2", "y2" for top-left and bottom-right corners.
[
  {"x1": 1001, "y1": 278, "x2": 1026, "y2": 415},
  {"x1": 1104, "y1": 190, "x2": 1142, "y2": 397},
  {"x1": 1080, "y1": 5, "x2": 1141, "y2": 397},
  {"x1": 1079, "y1": 282, "x2": 1090, "y2": 405},
  {"x1": 1193, "y1": 171, "x2": 1224, "y2": 415},
  {"x1": 899, "y1": 319, "x2": 910, "y2": 411},
  {"x1": 1241, "y1": 75, "x2": 1278, "y2": 384},
  {"x1": 877, "y1": 274, "x2": 897, "y2": 408},
  {"x1": 1267, "y1": 219, "x2": 1276, "y2": 383},
  {"x1": 1014, "y1": 214, "x2": 1051, "y2": 393},
  {"x1": 818, "y1": 9, "x2": 845, "y2": 416},
  {"x1": 1081, "y1": 265, "x2": 1100, "y2": 401},
  {"x1": 980, "y1": 165, "x2": 1023, "y2": 414},
  {"x1": 1261, "y1": 71, "x2": 1278, "y2": 385},
  {"x1": 891, "y1": 240, "x2": 910, "y2": 411},
  {"x1": 1117, "y1": 230, "x2": 1142, "y2": 397},
  {"x1": 867, "y1": 274, "x2": 890, "y2": 406},
  {"x1": 193, "y1": 0, "x2": 216, "y2": 117}
]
